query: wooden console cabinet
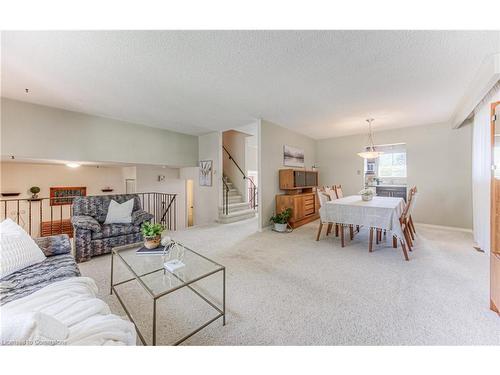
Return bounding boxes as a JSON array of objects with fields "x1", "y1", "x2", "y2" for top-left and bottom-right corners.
[{"x1": 276, "y1": 169, "x2": 319, "y2": 228}]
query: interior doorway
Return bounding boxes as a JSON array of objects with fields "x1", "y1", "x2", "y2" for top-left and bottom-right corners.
[
  {"x1": 186, "y1": 179, "x2": 194, "y2": 227},
  {"x1": 125, "y1": 179, "x2": 136, "y2": 194}
]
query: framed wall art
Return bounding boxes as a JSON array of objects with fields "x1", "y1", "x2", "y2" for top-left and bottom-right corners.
[
  {"x1": 199, "y1": 160, "x2": 213, "y2": 187},
  {"x1": 50, "y1": 186, "x2": 87, "y2": 206}
]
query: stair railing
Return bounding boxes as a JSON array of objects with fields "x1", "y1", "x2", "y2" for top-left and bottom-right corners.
[
  {"x1": 222, "y1": 177, "x2": 229, "y2": 215},
  {"x1": 222, "y1": 145, "x2": 257, "y2": 210}
]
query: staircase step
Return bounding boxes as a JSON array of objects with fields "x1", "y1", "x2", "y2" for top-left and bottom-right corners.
[
  {"x1": 227, "y1": 195, "x2": 243, "y2": 203},
  {"x1": 217, "y1": 208, "x2": 256, "y2": 224},
  {"x1": 218, "y1": 202, "x2": 251, "y2": 213}
]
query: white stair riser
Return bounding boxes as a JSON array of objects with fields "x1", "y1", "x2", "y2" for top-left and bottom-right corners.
[
  {"x1": 219, "y1": 205, "x2": 252, "y2": 213},
  {"x1": 217, "y1": 211, "x2": 256, "y2": 224}
]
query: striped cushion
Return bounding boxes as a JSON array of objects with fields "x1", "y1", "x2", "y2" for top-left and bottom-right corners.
[{"x1": 0, "y1": 254, "x2": 80, "y2": 305}]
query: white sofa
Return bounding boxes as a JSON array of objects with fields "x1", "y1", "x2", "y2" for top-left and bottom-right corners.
[{"x1": 0, "y1": 225, "x2": 136, "y2": 345}]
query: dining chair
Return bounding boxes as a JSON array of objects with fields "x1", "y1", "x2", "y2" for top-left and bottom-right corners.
[
  {"x1": 324, "y1": 187, "x2": 339, "y2": 236},
  {"x1": 324, "y1": 186, "x2": 337, "y2": 201},
  {"x1": 407, "y1": 186, "x2": 417, "y2": 238},
  {"x1": 334, "y1": 184, "x2": 344, "y2": 199},
  {"x1": 332, "y1": 184, "x2": 359, "y2": 240},
  {"x1": 399, "y1": 193, "x2": 414, "y2": 253},
  {"x1": 370, "y1": 194, "x2": 412, "y2": 261},
  {"x1": 316, "y1": 189, "x2": 336, "y2": 241}
]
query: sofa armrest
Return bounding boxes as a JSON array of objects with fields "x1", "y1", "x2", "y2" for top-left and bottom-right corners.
[
  {"x1": 71, "y1": 215, "x2": 101, "y2": 232},
  {"x1": 132, "y1": 210, "x2": 154, "y2": 226},
  {"x1": 34, "y1": 234, "x2": 71, "y2": 257}
]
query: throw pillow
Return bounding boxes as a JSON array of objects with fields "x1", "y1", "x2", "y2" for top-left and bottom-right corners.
[
  {"x1": 104, "y1": 199, "x2": 135, "y2": 224},
  {"x1": 0, "y1": 218, "x2": 47, "y2": 279}
]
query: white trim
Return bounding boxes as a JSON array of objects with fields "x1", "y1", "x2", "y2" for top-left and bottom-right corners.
[
  {"x1": 257, "y1": 118, "x2": 264, "y2": 232},
  {"x1": 415, "y1": 222, "x2": 472, "y2": 233}
]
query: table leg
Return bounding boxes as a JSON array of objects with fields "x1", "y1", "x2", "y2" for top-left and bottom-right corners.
[
  {"x1": 153, "y1": 298, "x2": 157, "y2": 345},
  {"x1": 400, "y1": 239, "x2": 410, "y2": 261},
  {"x1": 369, "y1": 228, "x2": 374, "y2": 252},
  {"x1": 110, "y1": 251, "x2": 114, "y2": 295},
  {"x1": 316, "y1": 222, "x2": 323, "y2": 241},
  {"x1": 223, "y1": 268, "x2": 226, "y2": 326},
  {"x1": 340, "y1": 225, "x2": 345, "y2": 247}
]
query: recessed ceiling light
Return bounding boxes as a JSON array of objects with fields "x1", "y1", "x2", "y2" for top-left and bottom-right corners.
[{"x1": 66, "y1": 163, "x2": 81, "y2": 168}]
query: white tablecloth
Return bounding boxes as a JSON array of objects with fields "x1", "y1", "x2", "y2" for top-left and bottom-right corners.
[{"x1": 322, "y1": 195, "x2": 405, "y2": 239}]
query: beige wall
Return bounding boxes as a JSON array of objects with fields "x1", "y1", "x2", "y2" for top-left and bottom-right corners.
[
  {"x1": 223, "y1": 130, "x2": 248, "y2": 199},
  {"x1": 316, "y1": 122, "x2": 473, "y2": 229},
  {"x1": 0, "y1": 162, "x2": 189, "y2": 233},
  {"x1": 0, "y1": 162, "x2": 126, "y2": 199},
  {"x1": 197, "y1": 132, "x2": 222, "y2": 225},
  {"x1": 0, "y1": 162, "x2": 127, "y2": 236},
  {"x1": 1, "y1": 98, "x2": 199, "y2": 167},
  {"x1": 135, "y1": 165, "x2": 186, "y2": 230},
  {"x1": 259, "y1": 120, "x2": 317, "y2": 230}
]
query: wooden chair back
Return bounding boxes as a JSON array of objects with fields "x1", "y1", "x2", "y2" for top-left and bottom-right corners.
[
  {"x1": 334, "y1": 184, "x2": 343, "y2": 198},
  {"x1": 324, "y1": 186, "x2": 337, "y2": 201},
  {"x1": 400, "y1": 191, "x2": 414, "y2": 222},
  {"x1": 317, "y1": 188, "x2": 331, "y2": 207},
  {"x1": 407, "y1": 186, "x2": 417, "y2": 215}
]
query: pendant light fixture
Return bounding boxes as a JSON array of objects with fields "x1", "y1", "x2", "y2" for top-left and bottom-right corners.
[{"x1": 357, "y1": 118, "x2": 383, "y2": 159}]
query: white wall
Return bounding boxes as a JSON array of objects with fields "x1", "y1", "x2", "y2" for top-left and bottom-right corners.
[
  {"x1": 316, "y1": 122, "x2": 473, "y2": 229},
  {"x1": 259, "y1": 120, "x2": 317, "y2": 230},
  {"x1": 246, "y1": 134, "x2": 258, "y2": 173},
  {"x1": 1, "y1": 98, "x2": 199, "y2": 167},
  {"x1": 197, "y1": 132, "x2": 222, "y2": 225}
]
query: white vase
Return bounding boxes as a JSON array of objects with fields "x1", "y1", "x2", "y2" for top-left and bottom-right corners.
[
  {"x1": 362, "y1": 195, "x2": 373, "y2": 201},
  {"x1": 274, "y1": 223, "x2": 287, "y2": 232}
]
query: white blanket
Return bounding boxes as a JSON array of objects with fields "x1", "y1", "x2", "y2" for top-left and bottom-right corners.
[{"x1": 1, "y1": 277, "x2": 136, "y2": 345}]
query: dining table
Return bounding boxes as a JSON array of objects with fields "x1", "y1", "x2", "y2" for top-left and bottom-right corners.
[{"x1": 322, "y1": 195, "x2": 405, "y2": 241}]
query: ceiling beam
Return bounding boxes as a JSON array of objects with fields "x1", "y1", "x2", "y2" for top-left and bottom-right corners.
[{"x1": 452, "y1": 53, "x2": 500, "y2": 128}]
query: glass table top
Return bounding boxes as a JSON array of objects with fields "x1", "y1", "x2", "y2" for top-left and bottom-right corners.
[{"x1": 113, "y1": 242, "x2": 224, "y2": 298}]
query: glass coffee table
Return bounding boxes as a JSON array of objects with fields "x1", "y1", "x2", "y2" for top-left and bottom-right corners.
[{"x1": 110, "y1": 242, "x2": 225, "y2": 345}]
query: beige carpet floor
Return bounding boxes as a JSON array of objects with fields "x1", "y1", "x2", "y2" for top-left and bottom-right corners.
[{"x1": 79, "y1": 218, "x2": 500, "y2": 345}]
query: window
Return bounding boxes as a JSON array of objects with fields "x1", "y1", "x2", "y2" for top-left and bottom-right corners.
[{"x1": 374, "y1": 143, "x2": 407, "y2": 178}]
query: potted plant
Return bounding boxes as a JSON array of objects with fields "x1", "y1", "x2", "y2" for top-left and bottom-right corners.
[
  {"x1": 29, "y1": 186, "x2": 41, "y2": 199},
  {"x1": 359, "y1": 188, "x2": 374, "y2": 201},
  {"x1": 270, "y1": 208, "x2": 292, "y2": 232},
  {"x1": 141, "y1": 221, "x2": 164, "y2": 249}
]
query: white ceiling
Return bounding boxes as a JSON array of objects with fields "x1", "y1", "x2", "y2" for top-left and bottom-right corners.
[{"x1": 2, "y1": 31, "x2": 499, "y2": 139}]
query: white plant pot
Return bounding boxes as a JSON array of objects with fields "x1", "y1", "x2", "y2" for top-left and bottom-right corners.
[
  {"x1": 274, "y1": 223, "x2": 288, "y2": 232},
  {"x1": 362, "y1": 195, "x2": 373, "y2": 201}
]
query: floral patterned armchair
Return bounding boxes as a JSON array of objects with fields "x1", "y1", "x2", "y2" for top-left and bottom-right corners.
[{"x1": 71, "y1": 194, "x2": 153, "y2": 262}]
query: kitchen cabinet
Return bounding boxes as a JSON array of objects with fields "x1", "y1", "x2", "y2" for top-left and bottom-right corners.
[{"x1": 375, "y1": 186, "x2": 407, "y2": 201}]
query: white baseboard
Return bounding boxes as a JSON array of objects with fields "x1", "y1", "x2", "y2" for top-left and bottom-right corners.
[{"x1": 415, "y1": 222, "x2": 472, "y2": 234}]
